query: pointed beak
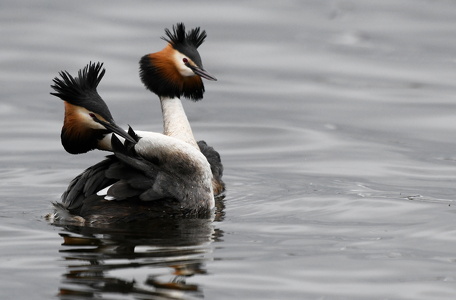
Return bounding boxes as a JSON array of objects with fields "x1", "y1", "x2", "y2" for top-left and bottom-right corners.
[
  {"x1": 89, "y1": 113, "x2": 136, "y2": 144},
  {"x1": 187, "y1": 64, "x2": 217, "y2": 81}
]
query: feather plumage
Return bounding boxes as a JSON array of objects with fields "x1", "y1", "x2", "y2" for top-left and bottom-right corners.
[
  {"x1": 161, "y1": 23, "x2": 207, "y2": 50},
  {"x1": 51, "y1": 62, "x2": 113, "y2": 121}
]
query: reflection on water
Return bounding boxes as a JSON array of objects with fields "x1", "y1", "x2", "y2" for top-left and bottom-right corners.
[{"x1": 54, "y1": 200, "x2": 224, "y2": 299}]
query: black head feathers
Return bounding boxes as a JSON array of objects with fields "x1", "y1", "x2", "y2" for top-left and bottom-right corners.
[
  {"x1": 161, "y1": 23, "x2": 206, "y2": 68},
  {"x1": 51, "y1": 62, "x2": 105, "y2": 103},
  {"x1": 51, "y1": 62, "x2": 114, "y2": 121},
  {"x1": 162, "y1": 23, "x2": 207, "y2": 50},
  {"x1": 52, "y1": 62, "x2": 117, "y2": 154}
]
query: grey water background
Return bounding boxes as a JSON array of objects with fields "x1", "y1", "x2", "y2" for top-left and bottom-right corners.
[{"x1": 1, "y1": 0, "x2": 456, "y2": 299}]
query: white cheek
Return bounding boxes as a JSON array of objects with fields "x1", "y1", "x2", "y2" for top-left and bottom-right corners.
[
  {"x1": 75, "y1": 106, "x2": 106, "y2": 130},
  {"x1": 173, "y1": 52, "x2": 196, "y2": 77}
]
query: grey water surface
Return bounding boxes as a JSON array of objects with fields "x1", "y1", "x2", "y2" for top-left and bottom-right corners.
[{"x1": 1, "y1": 0, "x2": 456, "y2": 299}]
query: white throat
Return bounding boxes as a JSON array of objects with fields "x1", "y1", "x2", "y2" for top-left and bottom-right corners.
[{"x1": 159, "y1": 96, "x2": 198, "y2": 149}]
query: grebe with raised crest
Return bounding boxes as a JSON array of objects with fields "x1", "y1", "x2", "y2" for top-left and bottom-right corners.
[
  {"x1": 49, "y1": 24, "x2": 224, "y2": 224},
  {"x1": 139, "y1": 23, "x2": 224, "y2": 195}
]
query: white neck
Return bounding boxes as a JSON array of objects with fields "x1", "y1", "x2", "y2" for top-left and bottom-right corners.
[{"x1": 159, "y1": 96, "x2": 198, "y2": 149}]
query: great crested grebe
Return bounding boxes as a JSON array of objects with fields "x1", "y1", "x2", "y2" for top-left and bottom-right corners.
[
  {"x1": 50, "y1": 62, "x2": 216, "y2": 224},
  {"x1": 139, "y1": 23, "x2": 224, "y2": 195}
]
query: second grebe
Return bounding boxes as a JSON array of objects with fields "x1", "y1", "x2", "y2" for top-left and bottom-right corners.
[
  {"x1": 50, "y1": 63, "x2": 215, "y2": 224},
  {"x1": 139, "y1": 23, "x2": 224, "y2": 195}
]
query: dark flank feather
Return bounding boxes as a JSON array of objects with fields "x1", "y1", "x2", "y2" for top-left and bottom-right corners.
[
  {"x1": 61, "y1": 156, "x2": 118, "y2": 213},
  {"x1": 108, "y1": 133, "x2": 164, "y2": 201},
  {"x1": 198, "y1": 140, "x2": 225, "y2": 195}
]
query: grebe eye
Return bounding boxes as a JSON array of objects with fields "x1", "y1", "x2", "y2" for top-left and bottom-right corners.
[{"x1": 183, "y1": 58, "x2": 188, "y2": 63}]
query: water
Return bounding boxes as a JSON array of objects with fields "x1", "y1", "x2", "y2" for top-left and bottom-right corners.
[{"x1": 1, "y1": 0, "x2": 456, "y2": 299}]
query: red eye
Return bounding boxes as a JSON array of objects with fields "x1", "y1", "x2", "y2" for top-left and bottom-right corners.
[{"x1": 183, "y1": 58, "x2": 188, "y2": 63}]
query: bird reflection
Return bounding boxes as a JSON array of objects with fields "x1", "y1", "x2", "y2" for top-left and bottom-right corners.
[{"x1": 53, "y1": 199, "x2": 225, "y2": 299}]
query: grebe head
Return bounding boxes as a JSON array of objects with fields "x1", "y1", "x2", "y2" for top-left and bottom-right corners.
[
  {"x1": 51, "y1": 62, "x2": 135, "y2": 154},
  {"x1": 139, "y1": 23, "x2": 217, "y2": 101}
]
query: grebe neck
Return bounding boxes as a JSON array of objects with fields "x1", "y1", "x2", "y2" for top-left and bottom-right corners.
[{"x1": 159, "y1": 96, "x2": 198, "y2": 149}]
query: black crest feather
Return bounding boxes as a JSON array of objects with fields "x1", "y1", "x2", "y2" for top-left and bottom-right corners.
[
  {"x1": 51, "y1": 62, "x2": 105, "y2": 103},
  {"x1": 162, "y1": 23, "x2": 206, "y2": 49},
  {"x1": 51, "y1": 62, "x2": 113, "y2": 121}
]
